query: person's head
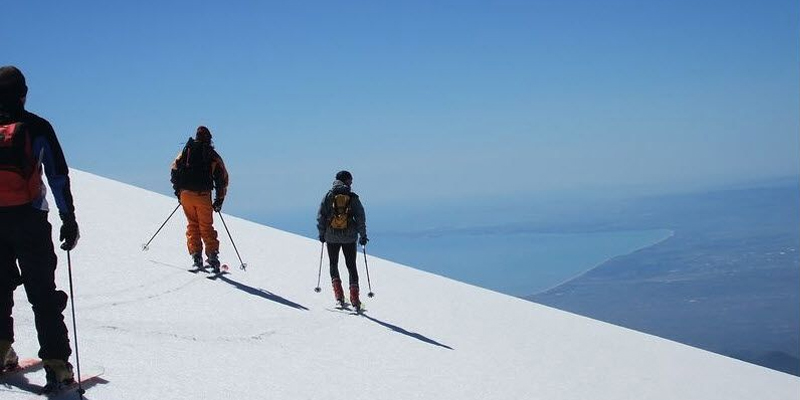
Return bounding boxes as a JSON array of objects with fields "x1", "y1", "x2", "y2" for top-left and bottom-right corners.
[
  {"x1": 0, "y1": 66, "x2": 28, "y2": 109},
  {"x1": 195, "y1": 126, "x2": 212, "y2": 143},
  {"x1": 335, "y1": 170, "x2": 353, "y2": 185}
]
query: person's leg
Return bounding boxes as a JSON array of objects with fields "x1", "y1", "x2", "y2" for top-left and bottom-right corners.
[
  {"x1": 14, "y1": 210, "x2": 70, "y2": 362},
  {"x1": 0, "y1": 240, "x2": 20, "y2": 347},
  {"x1": 327, "y1": 243, "x2": 344, "y2": 301},
  {"x1": 327, "y1": 243, "x2": 342, "y2": 280},
  {"x1": 0, "y1": 213, "x2": 22, "y2": 368},
  {"x1": 342, "y1": 242, "x2": 359, "y2": 287},
  {"x1": 342, "y1": 242, "x2": 360, "y2": 307},
  {"x1": 180, "y1": 191, "x2": 204, "y2": 257},
  {"x1": 189, "y1": 193, "x2": 219, "y2": 257}
]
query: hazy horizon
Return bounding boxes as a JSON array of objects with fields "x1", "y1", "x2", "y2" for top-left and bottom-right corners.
[{"x1": 4, "y1": 1, "x2": 797, "y2": 223}]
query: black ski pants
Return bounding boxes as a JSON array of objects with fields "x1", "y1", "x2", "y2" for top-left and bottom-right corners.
[
  {"x1": 327, "y1": 242, "x2": 359, "y2": 286},
  {"x1": 0, "y1": 206, "x2": 71, "y2": 361}
]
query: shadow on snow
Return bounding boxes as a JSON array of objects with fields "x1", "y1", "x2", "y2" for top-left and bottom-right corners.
[
  {"x1": 362, "y1": 314, "x2": 453, "y2": 350},
  {"x1": 216, "y1": 275, "x2": 309, "y2": 311},
  {"x1": 0, "y1": 367, "x2": 109, "y2": 397}
]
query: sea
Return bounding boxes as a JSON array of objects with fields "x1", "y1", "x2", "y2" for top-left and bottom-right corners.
[
  {"x1": 260, "y1": 202, "x2": 672, "y2": 298},
  {"x1": 367, "y1": 228, "x2": 673, "y2": 297}
]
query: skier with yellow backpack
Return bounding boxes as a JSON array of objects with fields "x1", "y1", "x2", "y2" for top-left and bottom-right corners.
[{"x1": 316, "y1": 170, "x2": 369, "y2": 311}]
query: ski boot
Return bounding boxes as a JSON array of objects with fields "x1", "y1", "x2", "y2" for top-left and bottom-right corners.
[
  {"x1": 191, "y1": 252, "x2": 204, "y2": 269},
  {"x1": 349, "y1": 284, "x2": 362, "y2": 312},
  {"x1": 332, "y1": 278, "x2": 345, "y2": 308},
  {"x1": 207, "y1": 252, "x2": 221, "y2": 274},
  {"x1": 42, "y1": 359, "x2": 75, "y2": 393},
  {"x1": 0, "y1": 340, "x2": 19, "y2": 372}
]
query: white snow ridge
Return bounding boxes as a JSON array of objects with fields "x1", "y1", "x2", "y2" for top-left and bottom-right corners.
[{"x1": 3, "y1": 170, "x2": 798, "y2": 399}]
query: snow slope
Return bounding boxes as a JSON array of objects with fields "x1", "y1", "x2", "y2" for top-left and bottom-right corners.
[{"x1": 3, "y1": 170, "x2": 798, "y2": 399}]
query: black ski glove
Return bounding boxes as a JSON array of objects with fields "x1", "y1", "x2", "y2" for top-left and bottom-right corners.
[
  {"x1": 319, "y1": 235, "x2": 325, "y2": 243},
  {"x1": 59, "y1": 213, "x2": 80, "y2": 251},
  {"x1": 174, "y1": 188, "x2": 181, "y2": 199},
  {"x1": 212, "y1": 197, "x2": 224, "y2": 212},
  {"x1": 359, "y1": 236, "x2": 369, "y2": 246}
]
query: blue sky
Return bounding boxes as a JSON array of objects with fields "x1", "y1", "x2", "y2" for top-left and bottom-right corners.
[{"x1": 4, "y1": 0, "x2": 798, "y2": 226}]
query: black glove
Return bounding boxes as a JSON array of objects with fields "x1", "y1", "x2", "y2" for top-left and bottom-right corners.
[
  {"x1": 212, "y1": 197, "x2": 224, "y2": 212},
  {"x1": 359, "y1": 236, "x2": 369, "y2": 246},
  {"x1": 59, "y1": 213, "x2": 80, "y2": 251},
  {"x1": 174, "y1": 188, "x2": 181, "y2": 199},
  {"x1": 319, "y1": 235, "x2": 325, "y2": 243}
]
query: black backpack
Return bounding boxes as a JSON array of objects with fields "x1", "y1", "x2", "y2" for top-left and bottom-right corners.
[{"x1": 175, "y1": 138, "x2": 214, "y2": 191}]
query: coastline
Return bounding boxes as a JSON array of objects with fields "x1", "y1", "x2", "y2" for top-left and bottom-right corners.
[{"x1": 529, "y1": 228, "x2": 676, "y2": 297}]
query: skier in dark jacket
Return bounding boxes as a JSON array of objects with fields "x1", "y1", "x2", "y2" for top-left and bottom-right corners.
[
  {"x1": 0, "y1": 66, "x2": 79, "y2": 390},
  {"x1": 316, "y1": 170, "x2": 368, "y2": 310}
]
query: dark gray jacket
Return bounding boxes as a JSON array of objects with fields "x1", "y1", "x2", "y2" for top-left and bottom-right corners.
[{"x1": 316, "y1": 180, "x2": 367, "y2": 244}]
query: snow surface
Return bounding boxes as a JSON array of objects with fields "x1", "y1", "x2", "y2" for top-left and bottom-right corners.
[{"x1": 3, "y1": 170, "x2": 798, "y2": 399}]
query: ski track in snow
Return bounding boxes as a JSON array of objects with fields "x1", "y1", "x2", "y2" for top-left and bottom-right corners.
[
  {"x1": 96, "y1": 325, "x2": 278, "y2": 343},
  {"x1": 80, "y1": 271, "x2": 205, "y2": 310}
]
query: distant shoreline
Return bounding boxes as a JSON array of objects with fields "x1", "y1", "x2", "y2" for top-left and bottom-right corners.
[{"x1": 530, "y1": 229, "x2": 676, "y2": 297}]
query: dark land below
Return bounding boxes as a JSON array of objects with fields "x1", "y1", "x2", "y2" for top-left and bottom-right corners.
[{"x1": 529, "y1": 179, "x2": 800, "y2": 376}]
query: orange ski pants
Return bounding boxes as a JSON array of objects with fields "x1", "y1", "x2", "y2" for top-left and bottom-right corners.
[{"x1": 179, "y1": 190, "x2": 219, "y2": 256}]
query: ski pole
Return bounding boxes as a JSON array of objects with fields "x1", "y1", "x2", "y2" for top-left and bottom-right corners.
[
  {"x1": 141, "y1": 203, "x2": 181, "y2": 251},
  {"x1": 314, "y1": 242, "x2": 324, "y2": 293},
  {"x1": 216, "y1": 211, "x2": 247, "y2": 270},
  {"x1": 65, "y1": 251, "x2": 85, "y2": 398},
  {"x1": 362, "y1": 245, "x2": 374, "y2": 298}
]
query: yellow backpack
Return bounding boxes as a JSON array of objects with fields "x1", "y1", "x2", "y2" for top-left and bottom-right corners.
[{"x1": 329, "y1": 194, "x2": 351, "y2": 230}]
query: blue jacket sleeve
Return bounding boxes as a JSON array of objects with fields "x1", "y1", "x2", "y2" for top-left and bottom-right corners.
[{"x1": 30, "y1": 118, "x2": 75, "y2": 216}]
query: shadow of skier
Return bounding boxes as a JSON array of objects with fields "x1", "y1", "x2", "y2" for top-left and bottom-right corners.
[
  {"x1": 361, "y1": 315, "x2": 454, "y2": 350},
  {"x1": 216, "y1": 275, "x2": 309, "y2": 311},
  {"x1": 0, "y1": 371, "x2": 109, "y2": 397},
  {"x1": 0, "y1": 365, "x2": 42, "y2": 395}
]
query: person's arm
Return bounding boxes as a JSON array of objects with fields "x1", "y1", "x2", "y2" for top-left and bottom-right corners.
[
  {"x1": 211, "y1": 152, "x2": 229, "y2": 198},
  {"x1": 32, "y1": 120, "x2": 74, "y2": 216},
  {"x1": 210, "y1": 151, "x2": 229, "y2": 210},
  {"x1": 316, "y1": 192, "x2": 331, "y2": 241},
  {"x1": 170, "y1": 151, "x2": 183, "y2": 197},
  {"x1": 31, "y1": 117, "x2": 79, "y2": 250},
  {"x1": 351, "y1": 195, "x2": 368, "y2": 244}
]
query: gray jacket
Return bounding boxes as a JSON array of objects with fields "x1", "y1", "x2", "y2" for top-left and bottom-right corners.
[{"x1": 317, "y1": 180, "x2": 367, "y2": 244}]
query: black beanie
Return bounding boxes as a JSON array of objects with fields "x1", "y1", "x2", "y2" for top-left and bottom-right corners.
[
  {"x1": 196, "y1": 126, "x2": 212, "y2": 142},
  {"x1": 335, "y1": 170, "x2": 353, "y2": 182},
  {"x1": 0, "y1": 66, "x2": 28, "y2": 101}
]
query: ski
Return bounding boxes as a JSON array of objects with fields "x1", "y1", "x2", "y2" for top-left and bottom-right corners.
[
  {"x1": 327, "y1": 302, "x2": 366, "y2": 315},
  {"x1": 2, "y1": 360, "x2": 104, "y2": 398},
  {"x1": 0, "y1": 358, "x2": 43, "y2": 377},
  {"x1": 37, "y1": 373, "x2": 103, "y2": 398},
  {"x1": 188, "y1": 267, "x2": 208, "y2": 274},
  {"x1": 205, "y1": 264, "x2": 230, "y2": 280},
  {"x1": 34, "y1": 366, "x2": 105, "y2": 399},
  {"x1": 206, "y1": 270, "x2": 230, "y2": 280},
  {"x1": 340, "y1": 301, "x2": 365, "y2": 314}
]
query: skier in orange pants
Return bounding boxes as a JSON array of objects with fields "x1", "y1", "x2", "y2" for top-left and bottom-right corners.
[{"x1": 170, "y1": 126, "x2": 229, "y2": 272}]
